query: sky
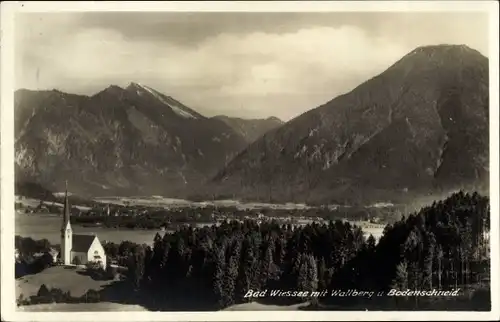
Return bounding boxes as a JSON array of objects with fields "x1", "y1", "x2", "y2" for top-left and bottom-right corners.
[{"x1": 15, "y1": 11, "x2": 489, "y2": 121}]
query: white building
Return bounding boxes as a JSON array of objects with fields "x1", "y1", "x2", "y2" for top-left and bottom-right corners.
[{"x1": 60, "y1": 185, "x2": 107, "y2": 269}]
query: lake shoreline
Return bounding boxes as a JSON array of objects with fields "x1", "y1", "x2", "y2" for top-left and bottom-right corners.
[{"x1": 16, "y1": 212, "x2": 385, "y2": 246}]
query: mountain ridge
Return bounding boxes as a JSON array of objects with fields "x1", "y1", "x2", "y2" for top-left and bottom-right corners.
[
  {"x1": 14, "y1": 44, "x2": 489, "y2": 205},
  {"x1": 14, "y1": 83, "x2": 248, "y2": 197},
  {"x1": 206, "y1": 44, "x2": 489, "y2": 205},
  {"x1": 211, "y1": 115, "x2": 284, "y2": 143}
]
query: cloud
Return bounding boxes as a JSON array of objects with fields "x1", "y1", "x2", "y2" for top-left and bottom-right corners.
[{"x1": 15, "y1": 12, "x2": 489, "y2": 121}]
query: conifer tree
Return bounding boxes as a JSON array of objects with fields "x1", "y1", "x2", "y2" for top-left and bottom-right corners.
[
  {"x1": 126, "y1": 245, "x2": 145, "y2": 291},
  {"x1": 213, "y1": 246, "x2": 226, "y2": 308},
  {"x1": 317, "y1": 257, "x2": 328, "y2": 290},
  {"x1": 222, "y1": 239, "x2": 241, "y2": 307},
  {"x1": 236, "y1": 237, "x2": 257, "y2": 302},
  {"x1": 436, "y1": 244, "x2": 444, "y2": 289},
  {"x1": 422, "y1": 232, "x2": 436, "y2": 289},
  {"x1": 366, "y1": 234, "x2": 376, "y2": 251},
  {"x1": 392, "y1": 260, "x2": 409, "y2": 290}
]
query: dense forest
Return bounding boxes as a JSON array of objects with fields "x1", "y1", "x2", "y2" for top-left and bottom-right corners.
[{"x1": 122, "y1": 191, "x2": 490, "y2": 310}]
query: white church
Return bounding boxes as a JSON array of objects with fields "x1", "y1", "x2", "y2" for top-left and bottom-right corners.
[{"x1": 60, "y1": 185, "x2": 107, "y2": 270}]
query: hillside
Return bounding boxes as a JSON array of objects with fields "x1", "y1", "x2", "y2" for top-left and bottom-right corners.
[
  {"x1": 208, "y1": 45, "x2": 489, "y2": 205},
  {"x1": 15, "y1": 83, "x2": 248, "y2": 197},
  {"x1": 15, "y1": 181, "x2": 56, "y2": 202},
  {"x1": 212, "y1": 115, "x2": 284, "y2": 143}
]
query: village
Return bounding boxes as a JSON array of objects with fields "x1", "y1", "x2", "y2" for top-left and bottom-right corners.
[
  {"x1": 15, "y1": 193, "x2": 387, "y2": 230},
  {"x1": 15, "y1": 186, "x2": 389, "y2": 308}
]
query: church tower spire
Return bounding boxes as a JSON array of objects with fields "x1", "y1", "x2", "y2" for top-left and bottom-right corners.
[
  {"x1": 61, "y1": 181, "x2": 73, "y2": 265},
  {"x1": 62, "y1": 180, "x2": 70, "y2": 229}
]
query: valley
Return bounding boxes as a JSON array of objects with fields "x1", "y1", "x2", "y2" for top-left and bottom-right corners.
[{"x1": 12, "y1": 41, "x2": 492, "y2": 314}]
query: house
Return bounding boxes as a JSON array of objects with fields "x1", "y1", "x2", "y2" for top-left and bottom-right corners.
[{"x1": 60, "y1": 183, "x2": 107, "y2": 269}]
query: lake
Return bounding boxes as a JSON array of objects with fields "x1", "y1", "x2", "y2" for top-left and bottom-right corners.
[
  {"x1": 15, "y1": 212, "x2": 385, "y2": 246},
  {"x1": 15, "y1": 213, "x2": 164, "y2": 246}
]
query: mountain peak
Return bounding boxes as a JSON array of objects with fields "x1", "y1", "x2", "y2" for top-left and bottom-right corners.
[
  {"x1": 383, "y1": 43, "x2": 488, "y2": 79},
  {"x1": 210, "y1": 45, "x2": 489, "y2": 204},
  {"x1": 402, "y1": 44, "x2": 486, "y2": 62},
  {"x1": 126, "y1": 82, "x2": 161, "y2": 95},
  {"x1": 126, "y1": 82, "x2": 145, "y2": 90},
  {"x1": 97, "y1": 85, "x2": 124, "y2": 96},
  {"x1": 107, "y1": 84, "x2": 123, "y2": 90},
  {"x1": 212, "y1": 115, "x2": 284, "y2": 144},
  {"x1": 266, "y1": 116, "x2": 283, "y2": 123},
  {"x1": 15, "y1": 83, "x2": 248, "y2": 197},
  {"x1": 123, "y1": 82, "x2": 203, "y2": 119},
  {"x1": 413, "y1": 44, "x2": 474, "y2": 52}
]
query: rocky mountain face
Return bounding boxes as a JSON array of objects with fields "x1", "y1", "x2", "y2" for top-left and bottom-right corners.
[
  {"x1": 211, "y1": 115, "x2": 284, "y2": 143},
  {"x1": 15, "y1": 83, "x2": 248, "y2": 197},
  {"x1": 208, "y1": 45, "x2": 490, "y2": 205}
]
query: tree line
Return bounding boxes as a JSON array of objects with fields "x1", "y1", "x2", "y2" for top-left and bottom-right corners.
[
  {"x1": 322, "y1": 191, "x2": 490, "y2": 309},
  {"x1": 122, "y1": 191, "x2": 490, "y2": 310},
  {"x1": 17, "y1": 284, "x2": 101, "y2": 306}
]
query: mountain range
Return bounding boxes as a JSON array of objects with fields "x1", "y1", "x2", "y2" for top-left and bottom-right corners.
[
  {"x1": 207, "y1": 45, "x2": 490, "y2": 205},
  {"x1": 211, "y1": 115, "x2": 283, "y2": 143},
  {"x1": 14, "y1": 83, "x2": 280, "y2": 197},
  {"x1": 15, "y1": 44, "x2": 489, "y2": 205}
]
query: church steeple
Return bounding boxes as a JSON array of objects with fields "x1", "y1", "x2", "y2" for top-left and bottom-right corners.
[
  {"x1": 61, "y1": 180, "x2": 73, "y2": 266},
  {"x1": 61, "y1": 180, "x2": 71, "y2": 231}
]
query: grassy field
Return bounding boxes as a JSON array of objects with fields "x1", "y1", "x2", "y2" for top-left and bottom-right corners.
[
  {"x1": 18, "y1": 301, "x2": 300, "y2": 312},
  {"x1": 224, "y1": 301, "x2": 309, "y2": 311},
  {"x1": 17, "y1": 302, "x2": 147, "y2": 312},
  {"x1": 16, "y1": 266, "x2": 115, "y2": 298}
]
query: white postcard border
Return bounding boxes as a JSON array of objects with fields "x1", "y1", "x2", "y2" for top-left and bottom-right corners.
[{"x1": 1, "y1": 1, "x2": 499, "y2": 321}]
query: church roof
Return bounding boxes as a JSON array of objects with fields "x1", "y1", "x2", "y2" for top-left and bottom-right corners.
[{"x1": 72, "y1": 234, "x2": 96, "y2": 252}]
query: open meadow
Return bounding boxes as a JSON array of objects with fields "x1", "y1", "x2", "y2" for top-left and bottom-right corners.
[
  {"x1": 224, "y1": 302, "x2": 309, "y2": 311},
  {"x1": 17, "y1": 302, "x2": 147, "y2": 312},
  {"x1": 16, "y1": 266, "x2": 114, "y2": 298}
]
